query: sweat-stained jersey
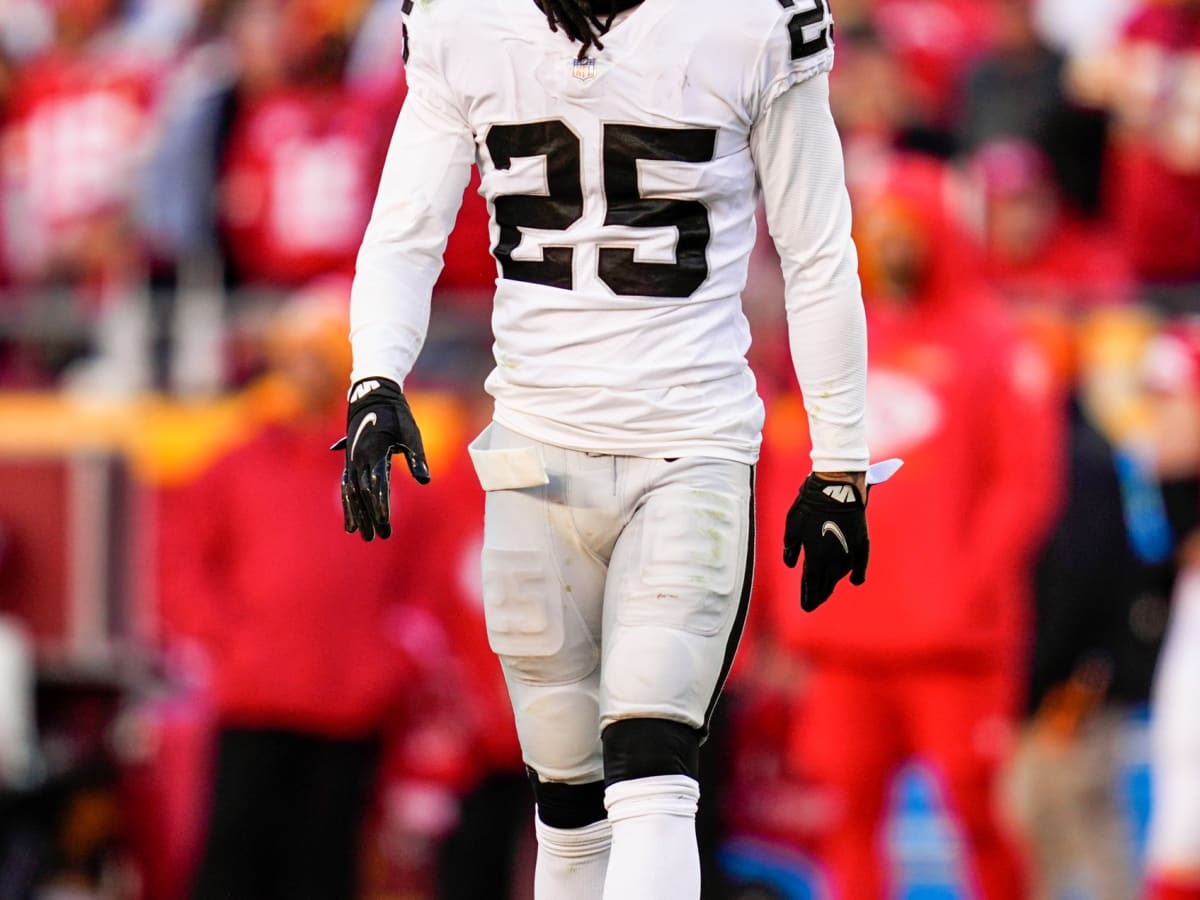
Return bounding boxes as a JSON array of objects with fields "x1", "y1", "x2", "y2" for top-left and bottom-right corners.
[{"x1": 351, "y1": 0, "x2": 868, "y2": 470}]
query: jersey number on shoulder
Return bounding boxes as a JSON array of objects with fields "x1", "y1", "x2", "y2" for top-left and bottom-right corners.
[
  {"x1": 776, "y1": 0, "x2": 832, "y2": 61},
  {"x1": 486, "y1": 121, "x2": 717, "y2": 298}
]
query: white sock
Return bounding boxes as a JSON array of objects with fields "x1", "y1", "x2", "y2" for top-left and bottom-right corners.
[
  {"x1": 534, "y1": 813, "x2": 612, "y2": 900},
  {"x1": 602, "y1": 775, "x2": 701, "y2": 900}
]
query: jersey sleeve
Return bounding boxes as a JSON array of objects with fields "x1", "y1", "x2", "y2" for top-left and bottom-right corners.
[
  {"x1": 749, "y1": 0, "x2": 837, "y2": 121},
  {"x1": 751, "y1": 73, "x2": 869, "y2": 472},
  {"x1": 349, "y1": 5, "x2": 476, "y2": 387}
]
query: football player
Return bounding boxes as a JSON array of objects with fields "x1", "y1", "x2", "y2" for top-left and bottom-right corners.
[{"x1": 337, "y1": 1, "x2": 877, "y2": 897}]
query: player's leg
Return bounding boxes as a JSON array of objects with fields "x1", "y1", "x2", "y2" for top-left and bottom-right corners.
[
  {"x1": 1005, "y1": 707, "x2": 1134, "y2": 900},
  {"x1": 905, "y1": 666, "x2": 1027, "y2": 900},
  {"x1": 1146, "y1": 568, "x2": 1200, "y2": 900},
  {"x1": 279, "y1": 733, "x2": 381, "y2": 900},
  {"x1": 794, "y1": 663, "x2": 897, "y2": 900},
  {"x1": 191, "y1": 728, "x2": 289, "y2": 900},
  {"x1": 598, "y1": 456, "x2": 754, "y2": 900},
  {"x1": 473, "y1": 424, "x2": 617, "y2": 900}
]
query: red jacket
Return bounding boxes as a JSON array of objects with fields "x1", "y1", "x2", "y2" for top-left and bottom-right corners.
[
  {"x1": 872, "y1": 0, "x2": 1001, "y2": 121},
  {"x1": 985, "y1": 218, "x2": 1133, "y2": 311},
  {"x1": 400, "y1": 433, "x2": 524, "y2": 779},
  {"x1": 157, "y1": 411, "x2": 417, "y2": 737},
  {"x1": 220, "y1": 85, "x2": 389, "y2": 286},
  {"x1": 4, "y1": 45, "x2": 158, "y2": 278},
  {"x1": 762, "y1": 159, "x2": 1063, "y2": 664},
  {"x1": 219, "y1": 75, "x2": 493, "y2": 293},
  {"x1": 1108, "y1": 6, "x2": 1200, "y2": 281}
]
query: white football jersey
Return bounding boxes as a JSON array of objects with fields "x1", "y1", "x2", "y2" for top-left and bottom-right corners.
[{"x1": 351, "y1": 0, "x2": 869, "y2": 469}]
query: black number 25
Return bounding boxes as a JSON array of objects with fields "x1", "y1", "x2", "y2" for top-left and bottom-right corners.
[{"x1": 485, "y1": 121, "x2": 717, "y2": 299}]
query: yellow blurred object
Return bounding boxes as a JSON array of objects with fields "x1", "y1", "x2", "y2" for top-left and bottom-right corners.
[
  {"x1": 0, "y1": 385, "x2": 473, "y2": 490},
  {"x1": 285, "y1": 0, "x2": 369, "y2": 40},
  {"x1": 1077, "y1": 306, "x2": 1160, "y2": 445},
  {"x1": 0, "y1": 391, "x2": 258, "y2": 486},
  {"x1": 1018, "y1": 304, "x2": 1077, "y2": 392},
  {"x1": 265, "y1": 275, "x2": 354, "y2": 385}
]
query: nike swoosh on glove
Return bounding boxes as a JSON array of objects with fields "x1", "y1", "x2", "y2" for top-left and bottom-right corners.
[
  {"x1": 331, "y1": 377, "x2": 430, "y2": 542},
  {"x1": 782, "y1": 474, "x2": 869, "y2": 613}
]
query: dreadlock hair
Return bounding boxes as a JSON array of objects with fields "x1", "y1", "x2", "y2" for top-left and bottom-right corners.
[{"x1": 534, "y1": 0, "x2": 618, "y2": 57}]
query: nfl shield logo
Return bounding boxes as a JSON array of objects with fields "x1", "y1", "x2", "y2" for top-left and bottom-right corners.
[{"x1": 573, "y1": 58, "x2": 596, "y2": 81}]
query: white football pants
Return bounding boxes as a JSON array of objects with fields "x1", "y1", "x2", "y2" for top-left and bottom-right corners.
[{"x1": 469, "y1": 422, "x2": 754, "y2": 784}]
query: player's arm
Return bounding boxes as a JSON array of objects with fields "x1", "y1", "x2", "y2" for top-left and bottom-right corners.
[
  {"x1": 751, "y1": 72, "x2": 871, "y2": 610},
  {"x1": 338, "y1": 19, "x2": 475, "y2": 542}
]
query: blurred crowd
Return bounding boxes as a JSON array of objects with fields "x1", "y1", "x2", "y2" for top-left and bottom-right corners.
[{"x1": 0, "y1": 0, "x2": 1199, "y2": 898}]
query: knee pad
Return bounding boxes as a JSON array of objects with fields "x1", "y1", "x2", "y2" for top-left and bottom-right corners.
[
  {"x1": 510, "y1": 682, "x2": 603, "y2": 782},
  {"x1": 528, "y1": 768, "x2": 608, "y2": 828},
  {"x1": 602, "y1": 718, "x2": 701, "y2": 786}
]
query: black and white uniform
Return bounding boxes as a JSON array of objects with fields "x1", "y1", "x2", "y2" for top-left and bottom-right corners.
[{"x1": 350, "y1": 0, "x2": 868, "y2": 785}]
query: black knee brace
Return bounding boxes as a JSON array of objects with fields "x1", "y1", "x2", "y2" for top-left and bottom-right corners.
[
  {"x1": 527, "y1": 768, "x2": 607, "y2": 829},
  {"x1": 601, "y1": 718, "x2": 701, "y2": 786}
]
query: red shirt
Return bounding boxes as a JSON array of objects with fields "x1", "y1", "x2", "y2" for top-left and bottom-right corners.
[
  {"x1": 761, "y1": 297, "x2": 1062, "y2": 664},
  {"x1": 157, "y1": 413, "x2": 417, "y2": 737},
  {"x1": 1108, "y1": 6, "x2": 1200, "y2": 281},
  {"x1": 220, "y1": 77, "x2": 494, "y2": 294},
  {"x1": 220, "y1": 86, "x2": 390, "y2": 287},
  {"x1": 3, "y1": 45, "x2": 157, "y2": 276},
  {"x1": 403, "y1": 444, "x2": 524, "y2": 778},
  {"x1": 985, "y1": 217, "x2": 1134, "y2": 310},
  {"x1": 872, "y1": 0, "x2": 1001, "y2": 121},
  {"x1": 763, "y1": 156, "x2": 1062, "y2": 663}
]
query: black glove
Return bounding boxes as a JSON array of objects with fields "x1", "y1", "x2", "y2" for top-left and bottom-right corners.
[
  {"x1": 782, "y1": 473, "x2": 869, "y2": 613},
  {"x1": 332, "y1": 377, "x2": 430, "y2": 542}
]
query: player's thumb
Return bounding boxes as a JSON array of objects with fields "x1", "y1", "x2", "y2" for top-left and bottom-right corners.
[{"x1": 850, "y1": 537, "x2": 869, "y2": 586}]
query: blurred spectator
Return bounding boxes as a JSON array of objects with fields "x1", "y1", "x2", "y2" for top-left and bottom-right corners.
[
  {"x1": 958, "y1": 0, "x2": 1112, "y2": 214},
  {"x1": 959, "y1": 0, "x2": 1067, "y2": 151},
  {"x1": 156, "y1": 280, "x2": 422, "y2": 900},
  {"x1": 0, "y1": 49, "x2": 13, "y2": 311},
  {"x1": 1006, "y1": 383, "x2": 1154, "y2": 900},
  {"x1": 217, "y1": 0, "x2": 391, "y2": 289},
  {"x1": 830, "y1": 26, "x2": 933, "y2": 184},
  {"x1": 139, "y1": 0, "x2": 238, "y2": 276},
  {"x1": 1142, "y1": 322, "x2": 1200, "y2": 900},
  {"x1": 1070, "y1": 0, "x2": 1200, "y2": 308},
  {"x1": 870, "y1": 0, "x2": 1001, "y2": 128},
  {"x1": 972, "y1": 139, "x2": 1133, "y2": 310},
  {"x1": 1034, "y1": 0, "x2": 1139, "y2": 54},
  {"x1": 2, "y1": 0, "x2": 158, "y2": 295},
  {"x1": 0, "y1": 1, "x2": 54, "y2": 61},
  {"x1": 760, "y1": 156, "x2": 1062, "y2": 900}
]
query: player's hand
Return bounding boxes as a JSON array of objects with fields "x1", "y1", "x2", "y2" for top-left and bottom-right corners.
[
  {"x1": 332, "y1": 377, "x2": 430, "y2": 542},
  {"x1": 782, "y1": 472, "x2": 869, "y2": 612}
]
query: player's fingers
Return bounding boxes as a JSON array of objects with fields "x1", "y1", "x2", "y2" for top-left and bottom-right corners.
[
  {"x1": 363, "y1": 458, "x2": 393, "y2": 538},
  {"x1": 340, "y1": 468, "x2": 360, "y2": 535},
  {"x1": 348, "y1": 465, "x2": 375, "y2": 542},
  {"x1": 801, "y1": 565, "x2": 830, "y2": 613},
  {"x1": 802, "y1": 554, "x2": 842, "y2": 613},
  {"x1": 850, "y1": 537, "x2": 869, "y2": 586},
  {"x1": 783, "y1": 541, "x2": 801, "y2": 569},
  {"x1": 804, "y1": 580, "x2": 832, "y2": 613}
]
